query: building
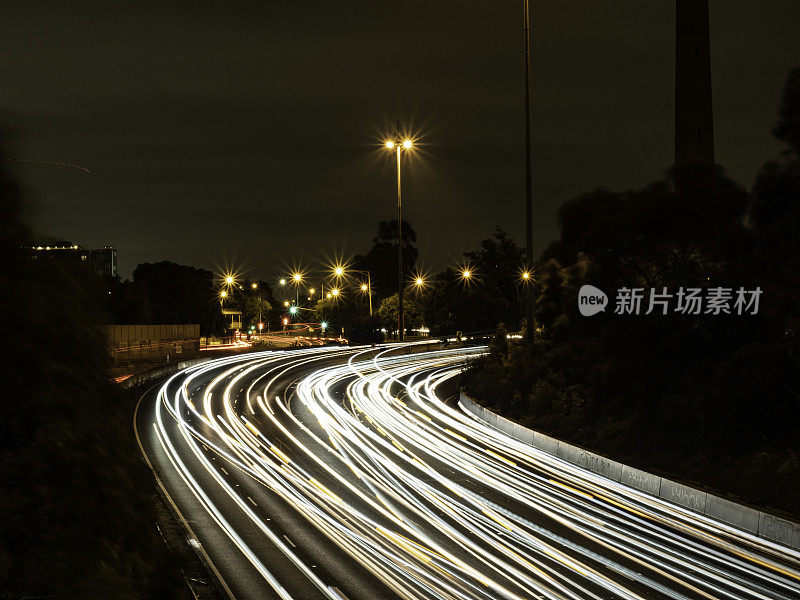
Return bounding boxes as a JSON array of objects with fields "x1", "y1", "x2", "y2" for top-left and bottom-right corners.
[
  {"x1": 222, "y1": 308, "x2": 242, "y2": 331},
  {"x1": 27, "y1": 241, "x2": 90, "y2": 271},
  {"x1": 26, "y1": 241, "x2": 118, "y2": 278},
  {"x1": 89, "y1": 246, "x2": 118, "y2": 278}
]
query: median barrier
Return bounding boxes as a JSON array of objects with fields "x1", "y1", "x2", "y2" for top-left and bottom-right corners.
[{"x1": 458, "y1": 390, "x2": 800, "y2": 551}]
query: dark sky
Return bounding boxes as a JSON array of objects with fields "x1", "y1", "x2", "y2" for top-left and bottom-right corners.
[{"x1": 3, "y1": 1, "x2": 799, "y2": 280}]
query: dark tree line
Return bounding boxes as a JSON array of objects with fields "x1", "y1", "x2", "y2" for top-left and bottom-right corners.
[
  {"x1": 463, "y1": 67, "x2": 800, "y2": 516},
  {"x1": 0, "y1": 139, "x2": 188, "y2": 597},
  {"x1": 104, "y1": 262, "x2": 277, "y2": 336},
  {"x1": 313, "y1": 222, "x2": 529, "y2": 341}
]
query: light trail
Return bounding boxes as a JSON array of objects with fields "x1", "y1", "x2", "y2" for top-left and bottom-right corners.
[{"x1": 142, "y1": 344, "x2": 800, "y2": 600}]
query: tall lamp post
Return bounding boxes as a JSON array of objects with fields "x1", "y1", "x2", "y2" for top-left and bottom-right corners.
[
  {"x1": 385, "y1": 138, "x2": 412, "y2": 341},
  {"x1": 343, "y1": 268, "x2": 373, "y2": 317},
  {"x1": 523, "y1": 0, "x2": 535, "y2": 338}
]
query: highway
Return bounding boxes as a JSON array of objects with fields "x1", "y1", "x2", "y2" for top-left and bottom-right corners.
[{"x1": 135, "y1": 343, "x2": 800, "y2": 600}]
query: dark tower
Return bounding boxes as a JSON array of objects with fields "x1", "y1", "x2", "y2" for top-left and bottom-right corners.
[{"x1": 675, "y1": 0, "x2": 715, "y2": 198}]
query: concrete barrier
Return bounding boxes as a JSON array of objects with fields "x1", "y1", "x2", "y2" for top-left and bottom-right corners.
[
  {"x1": 584, "y1": 452, "x2": 623, "y2": 482},
  {"x1": 533, "y1": 431, "x2": 560, "y2": 456},
  {"x1": 620, "y1": 464, "x2": 661, "y2": 496},
  {"x1": 659, "y1": 479, "x2": 708, "y2": 514},
  {"x1": 458, "y1": 391, "x2": 800, "y2": 550},
  {"x1": 759, "y1": 513, "x2": 800, "y2": 548},
  {"x1": 705, "y1": 496, "x2": 760, "y2": 534}
]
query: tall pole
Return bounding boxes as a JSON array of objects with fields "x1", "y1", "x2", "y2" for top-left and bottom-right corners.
[
  {"x1": 367, "y1": 272, "x2": 373, "y2": 317},
  {"x1": 675, "y1": 0, "x2": 715, "y2": 200},
  {"x1": 523, "y1": 0, "x2": 535, "y2": 339},
  {"x1": 396, "y1": 145, "x2": 404, "y2": 342}
]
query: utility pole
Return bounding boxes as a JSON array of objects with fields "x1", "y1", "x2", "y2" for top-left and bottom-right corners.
[{"x1": 523, "y1": 0, "x2": 535, "y2": 339}]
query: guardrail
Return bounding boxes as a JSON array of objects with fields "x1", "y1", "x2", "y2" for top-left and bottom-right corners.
[
  {"x1": 118, "y1": 358, "x2": 213, "y2": 390},
  {"x1": 459, "y1": 391, "x2": 800, "y2": 550}
]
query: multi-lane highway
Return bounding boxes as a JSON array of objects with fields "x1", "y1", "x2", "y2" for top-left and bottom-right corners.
[{"x1": 135, "y1": 343, "x2": 800, "y2": 600}]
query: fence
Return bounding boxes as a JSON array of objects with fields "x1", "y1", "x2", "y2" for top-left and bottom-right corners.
[{"x1": 107, "y1": 324, "x2": 200, "y2": 364}]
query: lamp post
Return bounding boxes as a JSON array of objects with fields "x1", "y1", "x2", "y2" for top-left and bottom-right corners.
[
  {"x1": 385, "y1": 138, "x2": 412, "y2": 340},
  {"x1": 523, "y1": 0, "x2": 535, "y2": 338},
  {"x1": 342, "y1": 268, "x2": 373, "y2": 317},
  {"x1": 292, "y1": 272, "x2": 302, "y2": 305},
  {"x1": 251, "y1": 282, "x2": 262, "y2": 327}
]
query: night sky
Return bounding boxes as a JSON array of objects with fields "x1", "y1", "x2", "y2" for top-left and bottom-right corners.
[{"x1": 3, "y1": 1, "x2": 799, "y2": 280}]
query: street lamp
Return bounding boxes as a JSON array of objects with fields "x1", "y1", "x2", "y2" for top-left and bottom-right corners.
[
  {"x1": 459, "y1": 266, "x2": 474, "y2": 286},
  {"x1": 291, "y1": 272, "x2": 303, "y2": 304},
  {"x1": 385, "y1": 136, "x2": 413, "y2": 340},
  {"x1": 337, "y1": 266, "x2": 373, "y2": 316},
  {"x1": 251, "y1": 282, "x2": 263, "y2": 326}
]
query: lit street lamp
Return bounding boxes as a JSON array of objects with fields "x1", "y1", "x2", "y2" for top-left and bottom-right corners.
[
  {"x1": 338, "y1": 266, "x2": 373, "y2": 317},
  {"x1": 385, "y1": 137, "x2": 413, "y2": 340},
  {"x1": 292, "y1": 272, "x2": 303, "y2": 304}
]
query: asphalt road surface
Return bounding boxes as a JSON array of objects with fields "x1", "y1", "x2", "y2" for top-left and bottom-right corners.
[{"x1": 135, "y1": 343, "x2": 800, "y2": 600}]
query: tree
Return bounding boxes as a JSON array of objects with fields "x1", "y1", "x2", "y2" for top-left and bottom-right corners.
[
  {"x1": 462, "y1": 68, "x2": 800, "y2": 516},
  {"x1": 773, "y1": 66, "x2": 800, "y2": 155},
  {"x1": 423, "y1": 229, "x2": 527, "y2": 335},
  {"x1": 0, "y1": 134, "x2": 187, "y2": 598},
  {"x1": 120, "y1": 261, "x2": 225, "y2": 335},
  {"x1": 352, "y1": 220, "x2": 418, "y2": 300},
  {"x1": 377, "y1": 293, "x2": 425, "y2": 334},
  {"x1": 750, "y1": 67, "x2": 800, "y2": 338}
]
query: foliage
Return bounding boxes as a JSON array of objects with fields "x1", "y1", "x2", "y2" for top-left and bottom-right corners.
[
  {"x1": 464, "y1": 68, "x2": 800, "y2": 516},
  {"x1": 105, "y1": 261, "x2": 227, "y2": 335},
  {"x1": 422, "y1": 229, "x2": 527, "y2": 335},
  {"x1": 0, "y1": 143, "x2": 187, "y2": 598},
  {"x1": 352, "y1": 220, "x2": 418, "y2": 299},
  {"x1": 377, "y1": 293, "x2": 426, "y2": 334}
]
